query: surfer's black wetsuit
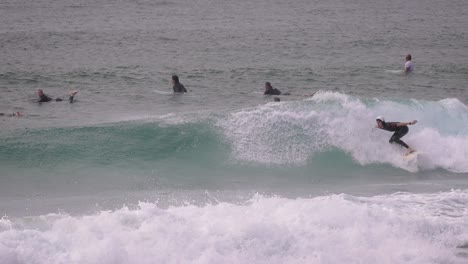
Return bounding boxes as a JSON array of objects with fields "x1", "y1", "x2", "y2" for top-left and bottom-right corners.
[
  {"x1": 380, "y1": 122, "x2": 410, "y2": 148},
  {"x1": 264, "y1": 87, "x2": 281, "y2": 95},
  {"x1": 38, "y1": 94, "x2": 75, "y2": 103},
  {"x1": 173, "y1": 83, "x2": 187, "y2": 93},
  {"x1": 38, "y1": 94, "x2": 53, "y2": 102}
]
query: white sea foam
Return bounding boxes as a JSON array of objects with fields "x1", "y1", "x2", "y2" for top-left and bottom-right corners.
[
  {"x1": 1, "y1": 190, "x2": 467, "y2": 264},
  {"x1": 220, "y1": 92, "x2": 468, "y2": 172}
]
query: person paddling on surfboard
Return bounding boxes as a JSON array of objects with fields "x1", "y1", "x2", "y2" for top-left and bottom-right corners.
[
  {"x1": 0, "y1": 112, "x2": 22, "y2": 117},
  {"x1": 37, "y1": 89, "x2": 78, "y2": 103},
  {"x1": 375, "y1": 116, "x2": 417, "y2": 155}
]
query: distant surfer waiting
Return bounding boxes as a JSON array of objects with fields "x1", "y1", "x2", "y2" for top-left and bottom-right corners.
[
  {"x1": 37, "y1": 89, "x2": 78, "y2": 103},
  {"x1": 263, "y1": 82, "x2": 306, "y2": 96},
  {"x1": 264, "y1": 81, "x2": 294, "y2": 96},
  {"x1": 264, "y1": 82, "x2": 282, "y2": 95},
  {"x1": 404, "y1": 54, "x2": 413, "y2": 74},
  {"x1": 172, "y1": 75, "x2": 187, "y2": 93},
  {"x1": 375, "y1": 116, "x2": 417, "y2": 155}
]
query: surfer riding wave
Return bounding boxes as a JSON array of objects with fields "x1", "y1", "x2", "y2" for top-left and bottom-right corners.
[{"x1": 375, "y1": 116, "x2": 417, "y2": 155}]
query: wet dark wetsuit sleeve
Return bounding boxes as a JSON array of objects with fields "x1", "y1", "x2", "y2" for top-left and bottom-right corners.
[
  {"x1": 38, "y1": 94, "x2": 52, "y2": 102},
  {"x1": 264, "y1": 88, "x2": 281, "y2": 95},
  {"x1": 173, "y1": 83, "x2": 187, "y2": 93}
]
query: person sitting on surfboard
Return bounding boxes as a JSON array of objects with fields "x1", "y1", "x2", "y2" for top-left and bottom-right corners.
[
  {"x1": 375, "y1": 116, "x2": 417, "y2": 155},
  {"x1": 172, "y1": 75, "x2": 187, "y2": 93},
  {"x1": 404, "y1": 54, "x2": 413, "y2": 74},
  {"x1": 37, "y1": 89, "x2": 78, "y2": 103}
]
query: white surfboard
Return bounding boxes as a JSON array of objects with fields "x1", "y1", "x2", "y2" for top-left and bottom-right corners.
[
  {"x1": 403, "y1": 151, "x2": 421, "y2": 161},
  {"x1": 154, "y1": 89, "x2": 172, "y2": 95},
  {"x1": 385, "y1": 69, "x2": 405, "y2": 75}
]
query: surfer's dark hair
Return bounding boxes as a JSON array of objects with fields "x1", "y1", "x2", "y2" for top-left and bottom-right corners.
[
  {"x1": 265, "y1": 82, "x2": 272, "y2": 89},
  {"x1": 172, "y1": 75, "x2": 179, "y2": 83}
]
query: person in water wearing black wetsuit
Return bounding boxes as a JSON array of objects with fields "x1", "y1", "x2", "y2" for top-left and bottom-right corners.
[
  {"x1": 263, "y1": 82, "x2": 282, "y2": 95},
  {"x1": 375, "y1": 116, "x2": 417, "y2": 154},
  {"x1": 37, "y1": 89, "x2": 77, "y2": 103},
  {"x1": 172, "y1": 75, "x2": 187, "y2": 93}
]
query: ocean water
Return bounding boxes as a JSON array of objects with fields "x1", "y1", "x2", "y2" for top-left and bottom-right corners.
[{"x1": 1, "y1": 0, "x2": 468, "y2": 263}]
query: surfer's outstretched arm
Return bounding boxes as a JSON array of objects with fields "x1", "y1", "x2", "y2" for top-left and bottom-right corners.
[{"x1": 396, "y1": 120, "x2": 417, "y2": 127}]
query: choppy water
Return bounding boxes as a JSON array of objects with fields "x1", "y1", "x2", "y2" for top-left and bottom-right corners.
[{"x1": 1, "y1": 0, "x2": 468, "y2": 263}]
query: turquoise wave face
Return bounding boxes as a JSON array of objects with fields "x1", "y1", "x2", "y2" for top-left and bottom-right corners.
[
  {"x1": 0, "y1": 121, "x2": 234, "y2": 210},
  {"x1": 1, "y1": 121, "x2": 227, "y2": 166}
]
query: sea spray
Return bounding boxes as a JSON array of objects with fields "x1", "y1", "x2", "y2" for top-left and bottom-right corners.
[{"x1": 1, "y1": 190, "x2": 467, "y2": 264}]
